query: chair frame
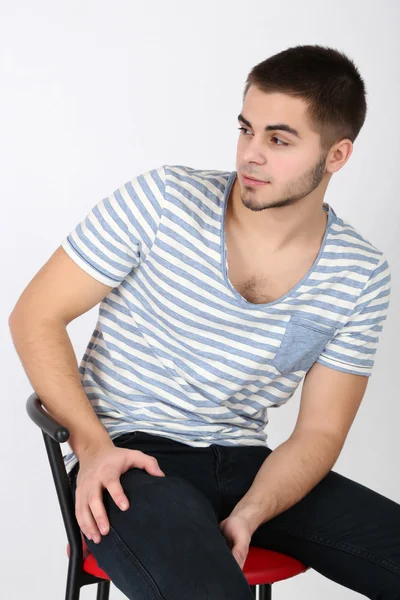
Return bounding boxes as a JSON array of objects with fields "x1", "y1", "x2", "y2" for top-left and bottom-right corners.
[{"x1": 26, "y1": 392, "x2": 274, "y2": 599}]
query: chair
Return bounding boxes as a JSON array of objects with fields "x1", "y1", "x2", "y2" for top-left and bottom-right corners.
[{"x1": 26, "y1": 392, "x2": 309, "y2": 599}]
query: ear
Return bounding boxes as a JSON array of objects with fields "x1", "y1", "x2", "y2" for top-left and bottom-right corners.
[{"x1": 325, "y1": 139, "x2": 353, "y2": 174}]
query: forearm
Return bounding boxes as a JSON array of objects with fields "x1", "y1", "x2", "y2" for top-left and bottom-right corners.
[
  {"x1": 9, "y1": 314, "x2": 113, "y2": 459},
  {"x1": 231, "y1": 430, "x2": 343, "y2": 534}
]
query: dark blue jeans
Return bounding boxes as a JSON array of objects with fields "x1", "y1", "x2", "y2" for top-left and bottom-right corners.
[{"x1": 69, "y1": 431, "x2": 400, "y2": 599}]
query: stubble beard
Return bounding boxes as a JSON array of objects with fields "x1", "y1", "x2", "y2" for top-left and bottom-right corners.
[{"x1": 241, "y1": 152, "x2": 328, "y2": 212}]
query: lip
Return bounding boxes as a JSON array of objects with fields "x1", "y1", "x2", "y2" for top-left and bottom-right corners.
[{"x1": 241, "y1": 174, "x2": 269, "y2": 186}]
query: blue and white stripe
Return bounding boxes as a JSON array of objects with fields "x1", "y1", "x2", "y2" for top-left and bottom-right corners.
[{"x1": 61, "y1": 164, "x2": 391, "y2": 474}]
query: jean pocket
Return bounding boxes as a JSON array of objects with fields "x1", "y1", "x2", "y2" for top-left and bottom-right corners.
[{"x1": 273, "y1": 315, "x2": 336, "y2": 373}]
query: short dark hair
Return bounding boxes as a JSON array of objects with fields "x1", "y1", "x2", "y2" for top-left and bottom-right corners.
[{"x1": 243, "y1": 44, "x2": 367, "y2": 152}]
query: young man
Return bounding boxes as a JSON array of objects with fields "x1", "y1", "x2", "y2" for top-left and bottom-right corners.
[{"x1": 10, "y1": 45, "x2": 399, "y2": 598}]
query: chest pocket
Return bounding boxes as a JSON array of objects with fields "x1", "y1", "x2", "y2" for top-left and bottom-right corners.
[{"x1": 273, "y1": 315, "x2": 336, "y2": 374}]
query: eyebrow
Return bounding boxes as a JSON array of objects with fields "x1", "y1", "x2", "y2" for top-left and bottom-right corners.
[{"x1": 237, "y1": 113, "x2": 301, "y2": 139}]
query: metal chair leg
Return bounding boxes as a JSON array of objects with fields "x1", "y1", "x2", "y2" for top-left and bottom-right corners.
[
  {"x1": 96, "y1": 580, "x2": 110, "y2": 600},
  {"x1": 259, "y1": 584, "x2": 272, "y2": 600}
]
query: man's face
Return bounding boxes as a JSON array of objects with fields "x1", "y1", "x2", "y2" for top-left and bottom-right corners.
[{"x1": 236, "y1": 87, "x2": 330, "y2": 211}]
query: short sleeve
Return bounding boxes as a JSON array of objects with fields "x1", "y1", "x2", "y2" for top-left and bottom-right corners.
[
  {"x1": 316, "y1": 254, "x2": 391, "y2": 376},
  {"x1": 61, "y1": 165, "x2": 165, "y2": 287}
]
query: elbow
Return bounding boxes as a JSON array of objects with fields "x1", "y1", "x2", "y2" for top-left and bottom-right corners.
[
  {"x1": 8, "y1": 305, "x2": 27, "y2": 330},
  {"x1": 290, "y1": 428, "x2": 345, "y2": 465},
  {"x1": 9, "y1": 305, "x2": 67, "y2": 332},
  {"x1": 9, "y1": 305, "x2": 41, "y2": 334},
  {"x1": 8, "y1": 310, "x2": 19, "y2": 330}
]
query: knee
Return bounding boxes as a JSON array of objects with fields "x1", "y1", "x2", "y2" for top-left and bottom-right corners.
[{"x1": 104, "y1": 471, "x2": 218, "y2": 532}]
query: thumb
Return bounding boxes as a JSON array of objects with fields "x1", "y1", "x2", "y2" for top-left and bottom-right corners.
[{"x1": 232, "y1": 543, "x2": 248, "y2": 569}]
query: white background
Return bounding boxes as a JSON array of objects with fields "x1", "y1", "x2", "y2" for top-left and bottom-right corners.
[{"x1": 1, "y1": 1, "x2": 399, "y2": 598}]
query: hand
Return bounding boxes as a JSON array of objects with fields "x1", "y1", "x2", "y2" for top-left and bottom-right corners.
[
  {"x1": 75, "y1": 445, "x2": 165, "y2": 544},
  {"x1": 219, "y1": 514, "x2": 253, "y2": 570}
]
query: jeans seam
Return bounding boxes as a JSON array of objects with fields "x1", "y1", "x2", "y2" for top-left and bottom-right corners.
[
  {"x1": 278, "y1": 528, "x2": 400, "y2": 578},
  {"x1": 211, "y1": 445, "x2": 226, "y2": 496},
  {"x1": 108, "y1": 525, "x2": 167, "y2": 600}
]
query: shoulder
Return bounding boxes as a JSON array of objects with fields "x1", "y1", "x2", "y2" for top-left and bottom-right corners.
[
  {"x1": 328, "y1": 208, "x2": 390, "y2": 277},
  {"x1": 163, "y1": 164, "x2": 232, "y2": 188}
]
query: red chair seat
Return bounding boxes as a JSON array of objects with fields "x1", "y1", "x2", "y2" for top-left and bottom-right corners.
[
  {"x1": 243, "y1": 546, "x2": 308, "y2": 585},
  {"x1": 67, "y1": 541, "x2": 308, "y2": 586}
]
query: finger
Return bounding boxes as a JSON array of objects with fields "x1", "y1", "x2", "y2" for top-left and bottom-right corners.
[
  {"x1": 75, "y1": 487, "x2": 102, "y2": 543},
  {"x1": 128, "y1": 450, "x2": 165, "y2": 476},
  {"x1": 88, "y1": 491, "x2": 110, "y2": 539},
  {"x1": 147, "y1": 457, "x2": 165, "y2": 476},
  {"x1": 106, "y1": 479, "x2": 130, "y2": 512}
]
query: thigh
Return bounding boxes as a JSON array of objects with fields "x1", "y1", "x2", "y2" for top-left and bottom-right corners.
[
  {"x1": 69, "y1": 457, "x2": 254, "y2": 599},
  {"x1": 250, "y1": 469, "x2": 400, "y2": 597}
]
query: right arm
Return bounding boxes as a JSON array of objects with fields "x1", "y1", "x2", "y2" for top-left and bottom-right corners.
[
  {"x1": 9, "y1": 246, "x2": 165, "y2": 543},
  {"x1": 10, "y1": 167, "x2": 166, "y2": 544},
  {"x1": 8, "y1": 245, "x2": 116, "y2": 459},
  {"x1": 10, "y1": 164, "x2": 165, "y2": 455}
]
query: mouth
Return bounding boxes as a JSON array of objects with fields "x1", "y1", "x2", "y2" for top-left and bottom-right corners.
[{"x1": 241, "y1": 173, "x2": 270, "y2": 186}]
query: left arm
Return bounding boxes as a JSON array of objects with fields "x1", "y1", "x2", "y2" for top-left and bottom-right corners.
[
  {"x1": 222, "y1": 257, "x2": 390, "y2": 568},
  {"x1": 229, "y1": 361, "x2": 368, "y2": 535}
]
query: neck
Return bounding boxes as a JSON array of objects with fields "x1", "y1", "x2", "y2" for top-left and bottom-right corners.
[{"x1": 227, "y1": 173, "x2": 329, "y2": 251}]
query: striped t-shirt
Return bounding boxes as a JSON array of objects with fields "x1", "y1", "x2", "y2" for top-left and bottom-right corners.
[{"x1": 61, "y1": 164, "x2": 391, "y2": 474}]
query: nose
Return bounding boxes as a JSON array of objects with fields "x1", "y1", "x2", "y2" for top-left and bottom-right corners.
[{"x1": 240, "y1": 136, "x2": 268, "y2": 165}]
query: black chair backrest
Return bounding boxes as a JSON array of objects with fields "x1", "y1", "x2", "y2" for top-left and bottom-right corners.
[{"x1": 26, "y1": 393, "x2": 83, "y2": 562}]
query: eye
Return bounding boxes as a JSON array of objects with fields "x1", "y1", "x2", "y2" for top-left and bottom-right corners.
[
  {"x1": 272, "y1": 137, "x2": 289, "y2": 147},
  {"x1": 237, "y1": 127, "x2": 288, "y2": 146}
]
